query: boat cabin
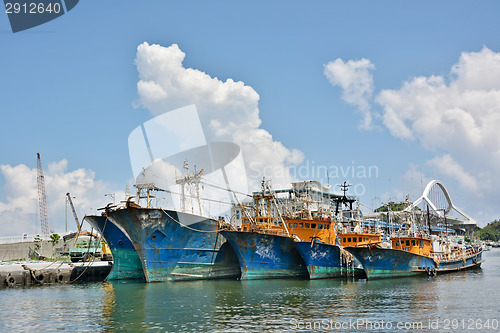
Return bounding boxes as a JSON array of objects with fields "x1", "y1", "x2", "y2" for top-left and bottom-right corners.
[
  {"x1": 340, "y1": 232, "x2": 381, "y2": 247},
  {"x1": 286, "y1": 218, "x2": 335, "y2": 244},
  {"x1": 391, "y1": 236, "x2": 432, "y2": 256},
  {"x1": 240, "y1": 216, "x2": 286, "y2": 236}
]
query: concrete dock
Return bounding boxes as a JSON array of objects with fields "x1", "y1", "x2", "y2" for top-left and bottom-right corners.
[{"x1": 0, "y1": 261, "x2": 113, "y2": 288}]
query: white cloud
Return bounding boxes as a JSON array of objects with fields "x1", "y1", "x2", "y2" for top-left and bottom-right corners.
[
  {"x1": 427, "y1": 155, "x2": 479, "y2": 192},
  {"x1": 0, "y1": 160, "x2": 120, "y2": 237},
  {"x1": 324, "y1": 47, "x2": 500, "y2": 224},
  {"x1": 372, "y1": 47, "x2": 500, "y2": 224},
  {"x1": 134, "y1": 42, "x2": 304, "y2": 191},
  {"x1": 324, "y1": 58, "x2": 375, "y2": 129},
  {"x1": 376, "y1": 47, "x2": 500, "y2": 181}
]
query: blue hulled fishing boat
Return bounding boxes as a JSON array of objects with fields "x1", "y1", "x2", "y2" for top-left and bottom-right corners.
[
  {"x1": 220, "y1": 229, "x2": 308, "y2": 280},
  {"x1": 84, "y1": 214, "x2": 145, "y2": 280},
  {"x1": 272, "y1": 181, "x2": 374, "y2": 279},
  {"x1": 293, "y1": 241, "x2": 349, "y2": 279},
  {"x1": 346, "y1": 241, "x2": 438, "y2": 279},
  {"x1": 347, "y1": 211, "x2": 483, "y2": 279},
  {"x1": 221, "y1": 181, "x2": 308, "y2": 280},
  {"x1": 106, "y1": 201, "x2": 240, "y2": 282}
]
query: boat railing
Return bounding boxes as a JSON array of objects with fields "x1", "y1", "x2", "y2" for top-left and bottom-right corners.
[
  {"x1": 430, "y1": 247, "x2": 478, "y2": 262},
  {"x1": 339, "y1": 225, "x2": 378, "y2": 235}
]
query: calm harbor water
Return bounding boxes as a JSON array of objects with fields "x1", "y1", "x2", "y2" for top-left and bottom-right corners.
[{"x1": 1, "y1": 250, "x2": 499, "y2": 332}]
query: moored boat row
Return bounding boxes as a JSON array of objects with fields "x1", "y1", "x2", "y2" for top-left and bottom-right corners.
[
  {"x1": 346, "y1": 209, "x2": 484, "y2": 279},
  {"x1": 85, "y1": 179, "x2": 483, "y2": 283}
]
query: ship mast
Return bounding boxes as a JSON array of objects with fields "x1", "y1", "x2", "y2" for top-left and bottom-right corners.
[{"x1": 175, "y1": 160, "x2": 204, "y2": 215}]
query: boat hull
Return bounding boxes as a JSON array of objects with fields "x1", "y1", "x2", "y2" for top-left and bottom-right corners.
[
  {"x1": 84, "y1": 215, "x2": 145, "y2": 280},
  {"x1": 106, "y1": 207, "x2": 240, "y2": 282},
  {"x1": 294, "y1": 241, "x2": 362, "y2": 279},
  {"x1": 346, "y1": 246, "x2": 437, "y2": 279},
  {"x1": 435, "y1": 248, "x2": 483, "y2": 272},
  {"x1": 220, "y1": 231, "x2": 308, "y2": 280}
]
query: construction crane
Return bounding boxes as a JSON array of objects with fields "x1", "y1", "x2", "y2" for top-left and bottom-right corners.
[
  {"x1": 66, "y1": 193, "x2": 83, "y2": 232},
  {"x1": 36, "y1": 153, "x2": 50, "y2": 236}
]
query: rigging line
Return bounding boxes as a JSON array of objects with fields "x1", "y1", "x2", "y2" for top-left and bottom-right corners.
[
  {"x1": 69, "y1": 226, "x2": 101, "y2": 283},
  {"x1": 69, "y1": 253, "x2": 97, "y2": 283},
  {"x1": 228, "y1": 187, "x2": 255, "y2": 225},
  {"x1": 156, "y1": 187, "x2": 238, "y2": 207},
  {"x1": 160, "y1": 208, "x2": 219, "y2": 233},
  {"x1": 357, "y1": 201, "x2": 373, "y2": 210},
  {"x1": 141, "y1": 175, "x2": 251, "y2": 198},
  {"x1": 199, "y1": 179, "x2": 252, "y2": 198},
  {"x1": 34, "y1": 258, "x2": 59, "y2": 270},
  {"x1": 265, "y1": 181, "x2": 289, "y2": 236}
]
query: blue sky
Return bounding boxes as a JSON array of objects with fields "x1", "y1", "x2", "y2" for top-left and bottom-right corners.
[{"x1": 1, "y1": 1, "x2": 500, "y2": 236}]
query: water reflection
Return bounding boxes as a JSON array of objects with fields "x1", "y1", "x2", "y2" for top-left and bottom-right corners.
[
  {"x1": 99, "y1": 277, "x2": 443, "y2": 332},
  {"x1": 1, "y1": 251, "x2": 498, "y2": 332}
]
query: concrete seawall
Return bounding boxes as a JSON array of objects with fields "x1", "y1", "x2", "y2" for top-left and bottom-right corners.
[
  {"x1": 0, "y1": 240, "x2": 59, "y2": 261},
  {"x1": 0, "y1": 261, "x2": 113, "y2": 288}
]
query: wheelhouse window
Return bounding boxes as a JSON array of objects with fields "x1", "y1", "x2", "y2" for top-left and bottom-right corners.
[{"x1": 305, "y1": 223, "x2": 310, "y2": 228}]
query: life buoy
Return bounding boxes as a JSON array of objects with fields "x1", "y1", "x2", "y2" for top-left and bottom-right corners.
[
  {"x1": 36, "y1": 273, "x2": 45, "y2": 285},
  {"x1": 5, "y1": 274, "x2": 16, "y2": 287},
  {"x1": 425, "y1": 267, "x2": 437, "y2": 276}
]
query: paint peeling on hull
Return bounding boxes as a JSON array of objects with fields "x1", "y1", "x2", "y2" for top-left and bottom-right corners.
[
  {"x1": 84, "y1": 215, "x2": 145, "y2": 281},
  {"x1": 294, "y1": 241, "x2": 361, "y2": 279},
  {"x1": 436, "y1": 250, "x2": 483, "y2": 272},
  {"x1": 107, "y1": 207, "x2": 240, "y2": 282},
  {"x1": 221, "y1": 231, "x2": 308, "y2": 280},
  {"x1": 347, "y1": 245, "x2": 484, "y2": 280},
  {"x1": 346, "y1": 246, "x2": 436, "y2": 280}
]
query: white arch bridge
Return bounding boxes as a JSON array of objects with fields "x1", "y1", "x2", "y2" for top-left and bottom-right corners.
[{"x1": 403, "y1": 180, "x2": 478, "y2": 234}]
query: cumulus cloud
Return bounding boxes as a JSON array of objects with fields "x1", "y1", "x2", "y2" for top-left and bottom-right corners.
[
  {"x1": 324, "y1": 58, "x2": 375, "y2": 129},
  {"x1": 324, "y1": 47, "x2": 500, "y2": 223},
  {"x1": 376, "y1": 47, "x2": 500, "y2": 184},
  {"x1": 373, "y1": 47, "x2": 500, "y2": 223},
  {"x1": 427, "y1": 155, "x2": 479, "y2": 192},
  {"x1": 133, "y1": 42, "x2": 304, "y2": 191},
  {"x1": 0, "y1": 160, "x2": 120, "y2": 237}
]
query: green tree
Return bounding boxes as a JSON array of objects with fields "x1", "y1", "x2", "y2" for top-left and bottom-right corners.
[
  {"x1": 50, "y1": 233, "x2": 61, "y2": 258},
  {"x1": 33, "y1": 235, "x2": 41, "y2": 252},
  {"x1": 50, "y1": 233, "x2": 60, "y2": 246},
  {"x1": 474, "y1": 220, "x2": 500, "y2": 241},
  {"x1": 374, "y1": 201, "x2": 414, "y2": 213}
]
